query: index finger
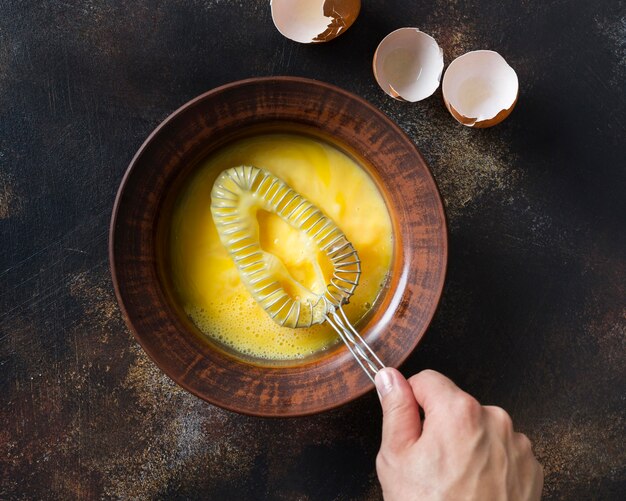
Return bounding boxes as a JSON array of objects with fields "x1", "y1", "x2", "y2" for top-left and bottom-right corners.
[{"x1": 408, "y1": 369, "x2": 467, "y2": 415}]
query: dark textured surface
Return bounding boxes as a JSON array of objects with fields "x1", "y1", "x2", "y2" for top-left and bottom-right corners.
[{"x1": 1, "y1": 0, "x2": 624, "y2": 499}]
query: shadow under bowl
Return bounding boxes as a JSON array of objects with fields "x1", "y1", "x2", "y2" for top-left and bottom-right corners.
[{"x1": 109, "y1": 77, "x2": 447, "y2": 417}]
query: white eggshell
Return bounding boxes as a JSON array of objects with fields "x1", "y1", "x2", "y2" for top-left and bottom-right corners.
[
  {"x1": 442, "y1": 50, "x2": 519, "y2": 127},
  {"x1": 373, "y1": 28, "x2": 444, "y2": 102},
  {"x1": 271, "y1": 0, "x2": 360, "y2": 44}
]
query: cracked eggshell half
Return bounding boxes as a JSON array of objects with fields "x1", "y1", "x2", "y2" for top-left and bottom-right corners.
[
  {"x1": 373, "y1": 28, "x2": 444, "y2": 102},
  {"x1": 270, "y1": 0, "x2": 361, "y2": 44},
  {"x1": 442, "y1": 50, "x2": 519, "y2": 128}
]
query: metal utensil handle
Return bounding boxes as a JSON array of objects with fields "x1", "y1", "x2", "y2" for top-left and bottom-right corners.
[{"x1": 325, "y1": 305, "x2": 385, "y2": 383}]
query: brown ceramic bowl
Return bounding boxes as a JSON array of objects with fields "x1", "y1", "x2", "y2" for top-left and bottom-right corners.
[{"x1": 109, "y1": 77, "x2": 447, "y2": 417}]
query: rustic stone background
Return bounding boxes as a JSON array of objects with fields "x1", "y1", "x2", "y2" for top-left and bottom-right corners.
[{"x1": 1, "y1": 0, "x2": 625, "y2": 499}]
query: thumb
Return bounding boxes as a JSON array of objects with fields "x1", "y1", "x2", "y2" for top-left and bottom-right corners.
[{"x1": 375, "y1": 368, "x2": 422, "y2": 453}]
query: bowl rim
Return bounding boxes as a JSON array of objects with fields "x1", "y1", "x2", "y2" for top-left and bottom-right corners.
[{"x1": 109, "y1": 76, "x2": 448, "y2": 417}]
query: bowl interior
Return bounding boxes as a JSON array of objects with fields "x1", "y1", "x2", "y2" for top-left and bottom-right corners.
[
  {"x1": 155, "y1": 122, "x2": 401, "y2": 369},
  {"x1": 110, "y1": 77, "x2": 447, "y2": 416}
]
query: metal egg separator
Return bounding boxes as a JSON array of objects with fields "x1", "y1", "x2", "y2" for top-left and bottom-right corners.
[{"x1": 211, "y1": 166, "x2": 385, "y2": 382}]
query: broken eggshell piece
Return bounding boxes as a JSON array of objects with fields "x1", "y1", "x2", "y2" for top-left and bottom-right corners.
[
  {"x1": 442, "y1": 50, "x2": 519, "y2": 128},
  {"x1": 373, "y1": 28, "x2": 444, "y2": 102},
  {"x1": 270, "y1": 0, "x2": 361, "y2": 44}
]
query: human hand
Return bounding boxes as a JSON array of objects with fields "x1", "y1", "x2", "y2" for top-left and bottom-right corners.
[{"x1": 374, "y1": 368, "x2": 543, "y2": 501}]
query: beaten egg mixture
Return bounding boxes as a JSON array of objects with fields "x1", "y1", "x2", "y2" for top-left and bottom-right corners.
[{"x1": 169, "y1": 133, "x2": 392, "y2": 360}]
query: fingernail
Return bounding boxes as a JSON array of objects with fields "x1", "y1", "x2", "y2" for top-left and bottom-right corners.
[{"x1": 375, "y1": 369, "x2": 394, "y2": 399}]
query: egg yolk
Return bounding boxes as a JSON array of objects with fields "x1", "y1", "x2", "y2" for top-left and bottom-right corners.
[{"x1": 169, "y1": 133, "x2": 393, "y2": 361}]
